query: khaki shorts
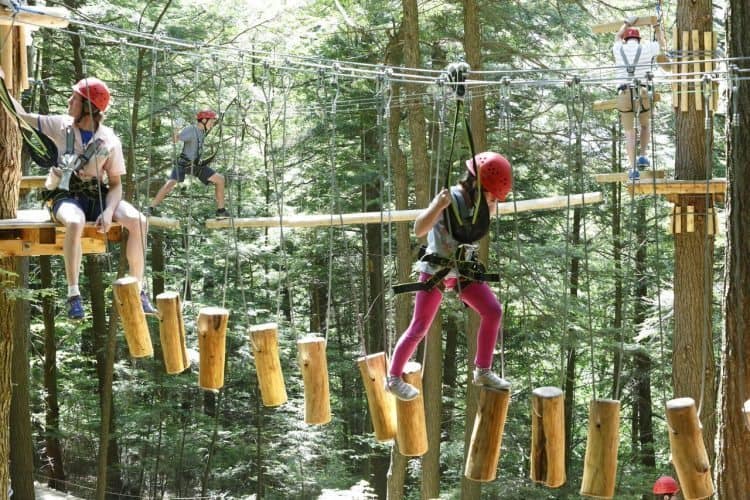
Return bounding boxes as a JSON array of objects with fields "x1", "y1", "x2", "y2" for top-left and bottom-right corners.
[{"x1": 617, "y1": 86, "x2": 651, "y2": 129}]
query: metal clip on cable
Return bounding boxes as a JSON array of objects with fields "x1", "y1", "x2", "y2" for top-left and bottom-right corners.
[
  {"x1": 702, "y1": 74, "x2": 713, "y2": 130},
  {"x1": 446, "y1": 62, "x2": 470, "y2": 101},
  {"x1": 730, "y1": 64, "x2": 740, "y2": 127}
]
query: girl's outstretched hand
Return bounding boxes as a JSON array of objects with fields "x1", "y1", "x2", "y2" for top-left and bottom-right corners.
[{"x1": 434, "y1": 188, "x2": 452, "y2": 210}]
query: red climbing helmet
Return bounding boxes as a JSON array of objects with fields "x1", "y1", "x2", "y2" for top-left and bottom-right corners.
[
  {"x1": 72, "y1": 77, "x2": 110, "y2": 112},
  {"x1": 466, "y1": 152, "x2": 513, "y2": 202},
  {"x1": 623, "y1": 27, "x2": 641, "y2": 41},
  {"x1": 653, "y1": 476, "x2": 680, "y2": 495},
  {"x1": 196, "y1": 109, "x2": 217, "y2": 121}
]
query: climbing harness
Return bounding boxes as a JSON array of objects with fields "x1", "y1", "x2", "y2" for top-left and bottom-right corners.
[{"x1": 393, "y1": 63, "x2": 500, "y2": 295}]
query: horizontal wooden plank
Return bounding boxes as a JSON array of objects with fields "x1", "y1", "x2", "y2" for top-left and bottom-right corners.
[
  {"x1": 594, "y1": 170, "x2": 667, "y2": 183},
  {"x1": 206, "y1": 192, "x2": 604, "y2": 230},
  {"x1": 0, "y1": 6, "x2": 69, "y2": 28},
  {"x1": 19, "y1": 176, "x2": 46, "y2": 192},
  {"x1": 592, "y1": 16, "x2": 658, "y2": 34},
  {"x1": 629, "y1": 178, "x2": 727, "y2": 197},
  {"x1": 593, "y1": 92, "x2": 662, "y2": 112},
  {"x1": 148, "y1": 216, "x2": 181, "y2": 230},
  {"x1": 0, "y1": 237, "x2": 106, "y2": 257}
]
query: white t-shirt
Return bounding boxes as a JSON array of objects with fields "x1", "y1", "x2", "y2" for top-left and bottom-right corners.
[
  {"x1": 613, "y1": 39, "x2": 660, "y2": 86},
  {"x1": 34, "y1": 114, "x2": 126, "y2": 183}
]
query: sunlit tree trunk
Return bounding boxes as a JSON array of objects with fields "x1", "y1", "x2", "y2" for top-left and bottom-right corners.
[
  {"x1": 673, "y1": 0, "x2": 716, "y2": 462},
  {"x1": 716, "y1": 0, "x2": 750, "y2": 494}
]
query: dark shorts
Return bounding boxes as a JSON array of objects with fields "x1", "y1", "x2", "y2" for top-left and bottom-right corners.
[
  {"x1": 169, "y1": 157, "x2": 216, "y2": 185},
  {"x1": 51, "y1": 191, "x2": 106, "y2": 222}
]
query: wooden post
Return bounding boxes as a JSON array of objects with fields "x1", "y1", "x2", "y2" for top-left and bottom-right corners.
[
  {"x1": 249, "y1": 323, "x2": 287, "y2": 407},
  {"x1": 197, "y1": 307, "x2": 229, "y2": 391},
  {"x1": 0, "y1": 25, "x2": 13, "y2": 90},
  {"x1": 297, "y1": 336, "x2": 331, "y2": 425},
  {"x1": 112, "y1": 277, "x2": 152, "y2": 358},
  {"x1": 530, "y1": 386, "x2": 566, "y2": 488},
  {"x1": 17, "y1": 26, "x2": 28, "y2": 91},
  {"x1": 580, "y1": 399, "x2": 620, "y2": 499},
  {"x1": 356, "y1": 352, "x2": 396, "y2": 442},
  {"x1": 465, "y1": 385, "x2": 511, "y2": 482},
  {"x1": 666, "y1": 397, "x2": 713, "y2": 499},
  {"x1": 395, "y1": 361, "x2": 428, "y2": 457},
  {"x1": 156, "y1": 291, "x2": 188, "y2": 374}
]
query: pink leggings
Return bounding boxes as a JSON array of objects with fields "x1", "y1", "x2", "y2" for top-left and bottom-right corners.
[{"x1": 389, "y1": 272, "x2": 502, "y2": 377}]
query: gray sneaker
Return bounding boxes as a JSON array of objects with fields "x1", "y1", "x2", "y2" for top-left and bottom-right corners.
[
  {"x1": 385, "y1": 375, "x2": 419, "y2": 401},
  {"x1": 473, "y1": 368, "x2": 511, "y2": 391}
]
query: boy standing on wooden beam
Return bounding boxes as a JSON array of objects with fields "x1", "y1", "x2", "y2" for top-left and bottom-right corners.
[{"x1": 614, "y1": 16, "x2": 667, "y2": 179}]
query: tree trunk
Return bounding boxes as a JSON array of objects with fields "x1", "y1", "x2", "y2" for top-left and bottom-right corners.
[
  {"x1": 0, "y1": 25, "x2": 23, "y2": 495},
  {"x1": 673, "y1": 0, "x2": 717, "y2": 462},
  {"x1": 461, "y1": 2, "x2": 487, "y2": 497},
  {"x1": 40, "y1": 256, "x2": 66, "y2": 489},
  {"x1": 564, "y1": 206, "x2": 581, "y2": 471},
  {"x1": 716, "y1": 0, "x2": 750, "y2": 494},
  {"x1": 10, "y1": 258, "x2": 34, "y2": 499}
]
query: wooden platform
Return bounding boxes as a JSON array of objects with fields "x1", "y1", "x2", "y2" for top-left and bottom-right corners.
[
  {"x1": 593, "y1": 93, "x2": 663, "y2": 112},
  {"x1": 592, "y1": 16, "x2": 658, "y2": 34},
  {"x1": 0, "y1": 209, "x2": 121, "y2": 257},
  {"x1": 594, "y1": 170, "x2": 666, "y2": 183},
  {"x1": 628, "y1": 178, "x2": 726, "y2": 202},
  {"x1": 19, "y1": 175, "x2": 46, "y2": 194},
  {"x1": 206, "y1": 192, "x2": 604, "y2": 230}
]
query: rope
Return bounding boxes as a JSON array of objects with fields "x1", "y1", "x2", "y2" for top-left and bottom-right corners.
[{"x1": 324, "y1": 65, "x2": 341, "y2": 343}]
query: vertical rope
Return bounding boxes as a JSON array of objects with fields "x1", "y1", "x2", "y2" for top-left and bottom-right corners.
[{"x1": 324, "y1": 65, "x2": 341, "y2": 344}]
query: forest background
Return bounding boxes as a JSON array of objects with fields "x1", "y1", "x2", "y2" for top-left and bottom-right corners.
[{"x1": 1, "y1": 0, "x2": 749, "y2": 499}]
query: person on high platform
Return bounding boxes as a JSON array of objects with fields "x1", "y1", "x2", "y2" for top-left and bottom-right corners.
[
  {"x1": 613, "y1": 16, "x2": 667, "y2": 179},
  {"x1": 0, "y1": 69, "x2": 155, "y2": 320}
]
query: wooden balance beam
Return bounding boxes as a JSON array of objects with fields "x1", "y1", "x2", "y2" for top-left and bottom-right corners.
[
  {"x1": 0, "y1": 209, "x2": 120, "y2": 257},
  {"x1": 592, "y1": 16, "x2": 658, "y2": 34},
  {"x1": 205, "y1": 192, "x2": 604, "y2": 230}
]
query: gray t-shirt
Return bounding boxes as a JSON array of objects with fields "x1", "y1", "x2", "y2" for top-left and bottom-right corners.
[
  {"x1": 179, "y1": 124, "x2": 204, "y2": 161},
  {"x1": 416, "y1": 185, "x2": 477, "y2": 278}
]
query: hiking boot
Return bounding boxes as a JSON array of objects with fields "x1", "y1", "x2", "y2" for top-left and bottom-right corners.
[
  {"x1": 628, "y1": 168, "x2": 640, "y2": 181},
  {"x1": 140, "y1": 290, "x2": 157, "y2": 315},
  {"x1": 637, "y1": 156, "x2": 650, "y2": 168},
  {"x1": 385, "y1": 375, "x2": 419, "y2": 401},
  {"x1": 67, "y1": 295, "x2": 84, "y2": 320},
  {"x1": 215, "y1": 208, "x2": 230, "y2": 218},
  {"x1": 473, "y1": 368, "x2": 511, "y2": 391}
]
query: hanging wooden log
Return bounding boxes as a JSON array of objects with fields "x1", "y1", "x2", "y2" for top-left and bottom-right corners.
[
  {"x1": 530, "y1": 386, "x2": 566, "y2": 488},
  {"x1": 395, "y1": 361, "x2": 428, "y2": 457},
  {"x1": 112, "y1": 277, "x2": 152, "y2": 358},
  {"x1": 666, "y1": 397, "x2": 713, "y2": 499},
  {"x1": 198, "y1": 307, "x2": 229, "y2": 391},
  {"x1": 465, "y1": 385, "x2": 511, "y2": 482},
  {"x1": 156, "y1": 291, "x2": 188, "y2": 374},
  {"x1": 249, "y1": 323, "x2": 287, "y2": 407},
  {"x1": 297, "y1": 336, "x2": 331, "y2": 425},
  {"x1": 357, "y1": 352, "x2": 396, "y2": 442},
  {"x1": 580, "y1": 399, "x2": 620, "y2": 499}
]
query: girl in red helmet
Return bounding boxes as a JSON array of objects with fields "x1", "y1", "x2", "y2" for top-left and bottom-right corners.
[
  {"x1": 613, "y1": 16, "x2": 667, "y2": 179},
  {"x1": 149, "y1": 109, "x2": 227, "y2": 218},
  {"x1": 385, "y1": 152, "x2": 513, "y2": 401},
  {"x1": 653, "y1": 475, "x2": 680, "y2": 499},
  {"x1": 0, "y1": 71, "x2": 155, "y2": 319}
]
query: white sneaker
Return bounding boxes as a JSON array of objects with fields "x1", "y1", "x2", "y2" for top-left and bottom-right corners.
[
  {"x1": 473, "y1": 368, "x2": 511, "y2": 391},
  {"x1": 385, "y1": 375, "x2": 419, "y2": 401}
]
